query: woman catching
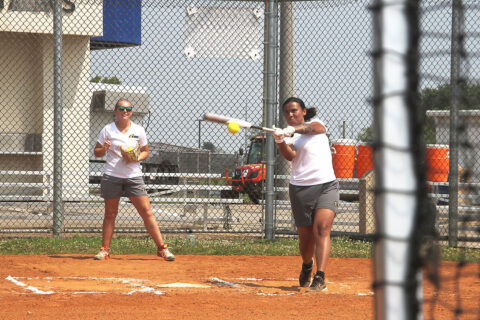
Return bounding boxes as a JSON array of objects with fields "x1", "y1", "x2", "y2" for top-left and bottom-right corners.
[{"x1": 93, "y1": 98, "x2": 175, "y2": 261}]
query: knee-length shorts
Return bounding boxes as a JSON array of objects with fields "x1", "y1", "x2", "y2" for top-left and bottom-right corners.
[
  {"x1": 101, "y1": 174, "x2": 148, "y2": 199},
  {"x1": 289, "y1": 180, "x2": 340, "y2": 227}
]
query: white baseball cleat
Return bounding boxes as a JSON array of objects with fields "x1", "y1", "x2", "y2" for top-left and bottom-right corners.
[{"x1": 157, "y1": 246, "x2": 175, "y2": 261}]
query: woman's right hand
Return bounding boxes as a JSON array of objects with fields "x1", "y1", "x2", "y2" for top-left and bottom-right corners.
[
  {"x1": 94, "y1": 141, "x2": 111, "y2": 157},
  {"x1": 103, "y1": 140, "x2": 111, "y2": 152},
  {"x1": 272, "y1": 126, "x2": 285, "y2": 144}
]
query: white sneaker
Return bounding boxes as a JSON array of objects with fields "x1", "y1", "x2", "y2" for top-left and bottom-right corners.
[
  {"x1": 94, "y1": 247, "x2": 110, "y2": 260},
  {"x1": 157, "y1": 246, "x2": 175, "y2": 261}
]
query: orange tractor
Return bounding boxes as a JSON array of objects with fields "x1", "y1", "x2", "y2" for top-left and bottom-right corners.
[{"x1": 222, "y1": 135, "x2": 266, "y2": 204}]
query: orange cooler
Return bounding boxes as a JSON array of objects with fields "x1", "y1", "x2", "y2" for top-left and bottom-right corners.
[
  {"x1": 425, "y1": 144, "x2": 449, "y2": 182},
  {"x1": 356, "y1": 142, "x2": 374, "y2": 178},
  {"x1": 331, "y1": 139, "x2": 356, "y2": 178}
]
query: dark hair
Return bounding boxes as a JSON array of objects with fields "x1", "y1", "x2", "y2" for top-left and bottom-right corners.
[
  {"x1": 282, "y1": 97, "x2": 317, "y2": 122},
  {"x1": 115, "y1": 98, "x2": 131, "y2": 109}
]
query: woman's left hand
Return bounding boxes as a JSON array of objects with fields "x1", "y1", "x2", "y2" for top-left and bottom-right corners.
[
  {"x1": 120, "y1": 148, "x2": 138, "y2": 163},
  {"x1": 283, "y1": 126, "x2": 296, "y2": 137}
]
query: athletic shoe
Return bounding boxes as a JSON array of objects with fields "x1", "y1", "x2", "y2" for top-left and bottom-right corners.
[
  {"x1": 157, "y1": 246, "x2": 175, "y2": 261},
  {"x1": 308, "y1": 273, "x2": 327, "y2": 292},
  {"x1": 93, "y1": 246, "x2": 110, "y2": 260},
  {"x1": 299, "y1": 260, "x2": 313, "y2": 287}
]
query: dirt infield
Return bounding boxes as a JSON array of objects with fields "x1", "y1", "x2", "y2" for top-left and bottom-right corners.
[{"x1": 0, "y1": 255, "x2": 478, "y2": 319}]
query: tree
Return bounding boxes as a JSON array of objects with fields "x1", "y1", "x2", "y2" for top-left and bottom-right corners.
[
  {"x1": 356, "y1": 126, "x2": 373, "y2": 143},
  {"x1": 421, "y1": 82, "x2": 480, "y2": 110},
  {"x1": 90, "y1": 76, "x2": 102, "y2": 83},
  {"x1": 421, "y1": 82, "x2": 480, "y2": 143},
  {"x1": 202, "y1": 142, "x2": 216, "y2": 152},
  {"x1": 90, "y1": 76, "x2": 122, "y2": 85},
  {"x1": 356, "y1": 82, "x2": 480, "y2": 144}
]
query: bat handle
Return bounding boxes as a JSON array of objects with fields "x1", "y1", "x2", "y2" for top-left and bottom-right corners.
[{"x1": 250, "y1": 125, "x2": 275, "y2": 133}]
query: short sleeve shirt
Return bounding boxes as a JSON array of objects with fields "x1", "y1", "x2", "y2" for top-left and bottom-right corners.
[
  {"x1": 97, "y1": 121, "x2": 147, "y2": 178},
  {"x1": 284, "y1": 118, "x2": 336, "y2": 186}
]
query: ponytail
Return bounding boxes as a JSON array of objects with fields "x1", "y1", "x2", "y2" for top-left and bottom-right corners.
[{"x1": 304, "y1": 107, "x2": 317, "y2": 121}]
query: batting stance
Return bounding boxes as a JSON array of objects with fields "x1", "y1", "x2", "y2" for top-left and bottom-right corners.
[
  {"x1": 93, "y1": 98, "x2": 175, "y2": 261},
  {"x1": 273, "y1": 97, "x2": 339, "y2": 291}
]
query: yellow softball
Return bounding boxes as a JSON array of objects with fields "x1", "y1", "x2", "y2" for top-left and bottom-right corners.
[{"x1": 227, "y1": 122, "x2": 240, "y2": 134}]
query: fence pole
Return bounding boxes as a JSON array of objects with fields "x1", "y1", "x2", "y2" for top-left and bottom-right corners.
[
  {"x1": 279, "y1": 2, "x2": 294, "y2": 126},
  {"x1": 448, "y1": 0, "x2": 463, "y2": 247},
  {"x1": 276, "y1": 2, "x2": 295, "y2": 202},
  {"x1": 372, "y1": 0, "x2": 421, "y2": 318},
  {"x1": 52, "y1": 0, "x2": 64, "y2": 237},
  {"x1": 264, "y1": 0, "x2": 278, "y2": 239}
]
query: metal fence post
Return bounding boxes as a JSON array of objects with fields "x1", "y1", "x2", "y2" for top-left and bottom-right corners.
[
  {"x1": 264, "y1": 0, "x2": 278, "y2": 239},
  {"x1": 53, "y1": 0, "x2": 64, "y2": 237},
  {"x1": 448, "y1": 0, "x2": 463, "y2": 247},
  {"x1": 276, "y1": 2, "x2": 295, "y2": 202}
]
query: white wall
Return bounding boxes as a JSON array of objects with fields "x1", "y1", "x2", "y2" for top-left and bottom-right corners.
[
  {"x1": 0, "y1": 32, "x2": 94, "y2": 196},
  {"x1": 0, "y1": 1, "x2": 103, "y2": 197},
  {"x1": 41, "y1": 35, "x2": 91, "y2": 196},
  {"x1": 0, "y1": 32, "x2": 43, "y2": 134},
  {"x1": 0, "y1": 0, "x2": 102, "y2": 36}
]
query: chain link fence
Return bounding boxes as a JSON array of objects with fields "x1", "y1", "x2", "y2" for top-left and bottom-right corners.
[
  {"x1": 0, "y1": 0, "x2": 478, "y2": 244},
  {"x1": 420, "y1": 0, "x2": 480, "y2": 246}
]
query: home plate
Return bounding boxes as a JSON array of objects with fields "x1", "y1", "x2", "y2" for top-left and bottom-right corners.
[{"x1": 156, "y1": 283, "x2": 211, "y2": 288}]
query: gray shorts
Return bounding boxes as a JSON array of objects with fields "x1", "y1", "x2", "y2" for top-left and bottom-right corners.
[
  {"x1": 100, "y1": 174, "x2": 148, "y2": 199},
  {"x1": 289, "y1": 180, "x2": 340, "y2": 227}
]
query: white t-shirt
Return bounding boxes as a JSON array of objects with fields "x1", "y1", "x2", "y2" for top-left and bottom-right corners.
[
  {"x1": 97, "y1": 121, "x2": 147, "y2": 178},
  {"x1": 284, "y1": 118, "x2": 336, "y2": 186}
]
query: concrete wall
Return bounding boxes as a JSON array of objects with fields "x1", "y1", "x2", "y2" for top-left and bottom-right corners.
[
  {"x1": 0, "y1": 0, "x2": 102, "y2": 36},
  {"x1": 0, "y1": 1, "x2": 147, "y2": 197},
  {"x1": 0, "y1": 32, "x2": 94, "y2": 196},
  {"x1": 0, "y1": 33, "x2": 43, "y2": 135},
  {"x1": 0, "y1": 32, "x2": 44, "y2": 179},
  {"x1": 41, "y1": 35, "x2": 92, "y2": 196}
]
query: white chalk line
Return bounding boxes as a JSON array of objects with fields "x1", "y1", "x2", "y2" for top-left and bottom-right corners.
[
  {"x1": 208, "y1": 277, "x2": 240, "y2": 287},
  {"x1": 256, "y1": 292, "x2": 296, "y2": 296},
  {"x1": 211, "y1": 276, "x2": 374, "y2": 296},
  {"x1": 5, "y1": 275, "x2": 374, "y2": 297},
  {"x1": 5, "y1": 276, "x2": 190, "y2": 295},
  {"x1": 5, "y1": 276, "x2": 54, "y2": 295},
  {"x1": 7, "y1": 276, "x2": 214, "y2": 293},
  {"x1": 157, "y1": 282, "x2": 210, "y2": 288}
]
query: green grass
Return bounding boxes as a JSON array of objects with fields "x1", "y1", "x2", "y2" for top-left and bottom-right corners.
[
  {"x1": 439, "y1": 245, "x2": 480, "y2": 262},
  {"x1": 0, "y1": 235, "x2": 478, "y2": 262},
  {"x1": 0, "y1": 235, "x2": 368, "y2": 257}
]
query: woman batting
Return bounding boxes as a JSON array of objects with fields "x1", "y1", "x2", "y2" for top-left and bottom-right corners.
[{"x1": 273, "y1": 97, "x2": 339, "y2": 291}]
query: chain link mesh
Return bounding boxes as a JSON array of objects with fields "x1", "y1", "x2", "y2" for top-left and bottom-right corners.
[{"x1": 0, "y1": 0, "x2": 478, "y2": 248}]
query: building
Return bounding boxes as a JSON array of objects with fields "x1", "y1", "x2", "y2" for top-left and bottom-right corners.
[{"x1": 0, "y1": 0, "x2": 141, "y2": 197}]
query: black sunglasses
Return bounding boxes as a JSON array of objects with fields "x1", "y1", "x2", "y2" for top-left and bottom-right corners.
[{"x1": 117, "y1": 106, "x2": 133, "y2": 112}]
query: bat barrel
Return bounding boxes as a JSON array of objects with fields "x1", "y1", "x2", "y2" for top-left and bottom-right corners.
[
  {"x1": 203, "y1": 113, "x2": 273, "y2": 132},
  {"x1": 204, "y1": 113, "x2": 252, "y2": 128},
  {"x1": 203, "y1": 113, "x2": 230, "y2": 124}
]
